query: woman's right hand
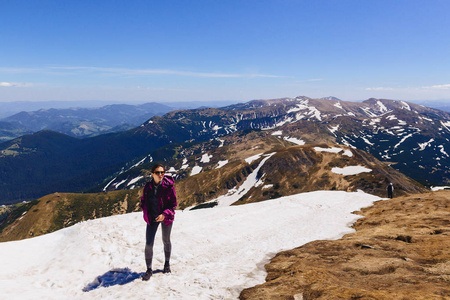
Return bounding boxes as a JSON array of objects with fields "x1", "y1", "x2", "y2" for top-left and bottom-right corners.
[{"x1": 155, "y1": 214, "x2": 165, "y2": 222}]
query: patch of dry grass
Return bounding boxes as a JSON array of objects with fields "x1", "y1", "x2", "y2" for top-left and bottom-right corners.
[{"x1": 240, "y1": 190, "x2": 450, "y2": 299}]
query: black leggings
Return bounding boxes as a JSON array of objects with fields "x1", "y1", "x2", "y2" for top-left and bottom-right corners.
[{"x1": 145, "y1": 222, "x2": 173, "y2": 269}]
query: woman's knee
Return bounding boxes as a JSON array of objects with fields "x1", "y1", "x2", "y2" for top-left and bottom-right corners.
[{"x1": 162, "y1": 235, "x2": 171, "y2": 246}]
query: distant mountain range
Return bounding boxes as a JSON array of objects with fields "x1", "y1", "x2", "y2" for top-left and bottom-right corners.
[
  {"x1": 0, "y1": 100, "x2": 118, "y2": 119},
  {"x1": 0, "y1": 96, "x2": 448, "y2": 205},
  {"x1": 0, "y1": 100, "x2": 241, "y2": 140},
  {"x1": 0, "y1": 102, "x2": 173, "y2": 139},
  {"x1": 0, "y1": 99, "x2": 242, "y2": 119},
  {"x1": 0, "y1": 121, "x2": 33, "y2": 142},
  {"x1": 410, "y1": 99, "x2": 450, "y2": 113}
]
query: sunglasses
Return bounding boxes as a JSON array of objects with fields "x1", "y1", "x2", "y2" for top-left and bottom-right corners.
[{"x1": 152, "y1": 171, "x2": 165, "y2": 175}]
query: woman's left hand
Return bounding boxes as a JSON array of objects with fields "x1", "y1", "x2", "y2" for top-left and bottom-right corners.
[{"x1": 155, "y1": 214, "x2": 165, "y2": 222}]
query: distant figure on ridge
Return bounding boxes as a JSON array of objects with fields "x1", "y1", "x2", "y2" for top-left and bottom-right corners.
[
  {"x1": 140, "y1": 164, "x2": 178, "y2": 281},
  {"x1": 387, "y1": 182, "x2": 394, "y2": 199}
]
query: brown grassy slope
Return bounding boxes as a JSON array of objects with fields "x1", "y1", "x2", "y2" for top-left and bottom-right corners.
[
  {"x1": 0, "y1": 189, "x2": 140, "y2": 242},
  {"x1": 235, "y1": 144, "x2": 425, "y2": 206},
  {"x1": 175, "y1": 132, "x2": 294, "y2": 209},
  {"x1": 176, "y1": 143, "x2": 426, "y2": 210},
  {"x1": 240, "y1": 190, "x2": 450, "y2": 300}
]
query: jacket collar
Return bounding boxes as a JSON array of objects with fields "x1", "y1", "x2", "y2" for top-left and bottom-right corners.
[{"x1": 149, "y1": 175, "x2": 174, "y2": 188}]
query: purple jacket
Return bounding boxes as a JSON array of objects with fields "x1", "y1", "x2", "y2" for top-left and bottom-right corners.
[{"x1": 140, "y1": 175, "x2": 177, "y2": 226}]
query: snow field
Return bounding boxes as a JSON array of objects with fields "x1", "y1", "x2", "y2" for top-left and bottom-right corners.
[{"x1": 0, "y1": 191, "x2": 382, "y2": 300}]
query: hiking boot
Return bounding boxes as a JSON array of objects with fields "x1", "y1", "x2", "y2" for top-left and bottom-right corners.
[
  {"x1": 142, "y1": 268, "x2": 152, "y2": 281},
  {"x1": 163, "y1": 262, "x2": 171, "y2": 274}
]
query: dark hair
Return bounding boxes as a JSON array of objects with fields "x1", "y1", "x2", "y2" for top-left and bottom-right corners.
[{"x1": 151, "y1": 164, "x2": 165, "y2": 173}]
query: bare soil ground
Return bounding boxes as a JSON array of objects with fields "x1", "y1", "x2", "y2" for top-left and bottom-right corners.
[{"x1": 240, "y1": 190, "x2": 450, "y2": 300}]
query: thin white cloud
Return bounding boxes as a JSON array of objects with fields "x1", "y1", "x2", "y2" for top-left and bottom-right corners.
[
  {"x1": 0, "y1": 82, "x2": 29, "y2": 87},
  {"x1": 365, "y1": 87, "x2": 394, "y2": 91},
  {"x1": 1, "y1": 66, "x2": 287, "y2": 79},
  {"x1": 284, "y1": 78, "x2": 324, "y2": 85},
  {"x1": 45, "y1": 66, "x2": 287, "y2": 79},
  {"x1": 422, "y1": 84, "x2": 450, "y2": 90},
  {"x1": 0, "y1": 67, "x2": 40, "y2": 73}
]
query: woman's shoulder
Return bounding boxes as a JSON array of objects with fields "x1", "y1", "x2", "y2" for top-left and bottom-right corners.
[{"x1": 162, "y1": 175, "x2": 175, "y2": 187}]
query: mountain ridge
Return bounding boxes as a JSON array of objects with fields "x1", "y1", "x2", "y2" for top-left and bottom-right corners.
[
  {"x1": 0, "y1": 139, "x2": 426, "y2": 242},
  {"x1": 1, "y1": 102, "x2": 173, "y2": 139},
  {"x1": 0, "y1": 96, "x2": 447, "y2": 205}
]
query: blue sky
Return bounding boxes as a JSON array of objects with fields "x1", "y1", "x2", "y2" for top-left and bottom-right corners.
[{"x1": 1, "y1": 0, "x2": 449, "y2": 103}]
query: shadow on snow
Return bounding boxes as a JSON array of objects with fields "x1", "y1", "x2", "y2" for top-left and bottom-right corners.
[{"x1": 82, "y1": 268, "x2": 144, "y2": 292}]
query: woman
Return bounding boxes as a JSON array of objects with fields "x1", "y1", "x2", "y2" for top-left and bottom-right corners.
[{"x1": 140, "y1": 164, "x2": 177, "y2": 281}]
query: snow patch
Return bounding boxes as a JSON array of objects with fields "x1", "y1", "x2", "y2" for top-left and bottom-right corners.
[
  {"x1": 283, "y1": 136, "x2": 305, "y2": 145},
  {"x1": 307, "y1": 106, "x2": 322, "y2": 121},
  {"x1": 332, "y1": 166, "x2": 372, "y2": 176},
  {"x1": 314, "y1": 147, "x2": 342, "y2": 153},
  {"x1": 216, "y1": 160, "x2": 229, "y2": 169},
  {"x1": 400, "y1": 101, "x2": 411, "y2": 111},
  {"x1": 200, "y1": 153, "x2": 213, "y2": 163},
  {"x1": 127, "y1": 176, "x2": 143, "y2": 187},
  {"x1": 440, "y1": 121, "x2": 450, "y2": 132},
  {"x1": 103, "y1": 177, "x2": 118, "y2": 192},
  {"x1": 431, "y1": 186, "x2": 450, "y2": 191},
  {"x1": 329, "y1": 125, "x2": 340, "y2": 134},
  {"x1": 114, "y1": 179, "x2": 127, "y2": 189},
  {"x1": 334, "y1": 102, "x2": 343, "y2": 109},
  {"x1": 438, "y1": 145, "x2": 449, "y2": 157},
  {"x1": 190, "y1": 166, "x2": 202, "y2": 176},
  {"x1": 131, "y1": 156, "x2": 147, "y2": 169},
  {"x1": 418, "y1": 139, "x2": 434, "y2": 151},
  {"x1": 245, "y1": 153, "x2": 263, "y2": 164},
  {"x1": 213, "y1": 153, "x2": 276, "y2": 206},
  {"x1": 181, "y1": 158, "x2": 189, "y2": 170},
  {"x1": 394, "y1": 133, "x2": 414, "y2": 149},
  {"x1": 287, "y1": 101, "x2": 309, "y2": 113},
  {"x1": 361, "y1": 107, "x2": 377, "y2": 117},
  {"x1": 216, "y1": 139, "x2": 225, "y2": 147},
  {"x1": 286, "y1": 105, "x2": 305, "y2": 113},
  {"x1": 376, "y1": 100, "x2": 388, "y2": 112},
  {"x1": 420, "y1": 116, "x2": 433, "y2": 122},
  {"x1": 342, "y1": 150, "x2": 353, "y2": 157},
  {"x1": 368, "y1": 118, "x2": 381, "y2": 126},
  {"x1": 362, "y1": 136, "x2": 374, "y2": 146}
]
